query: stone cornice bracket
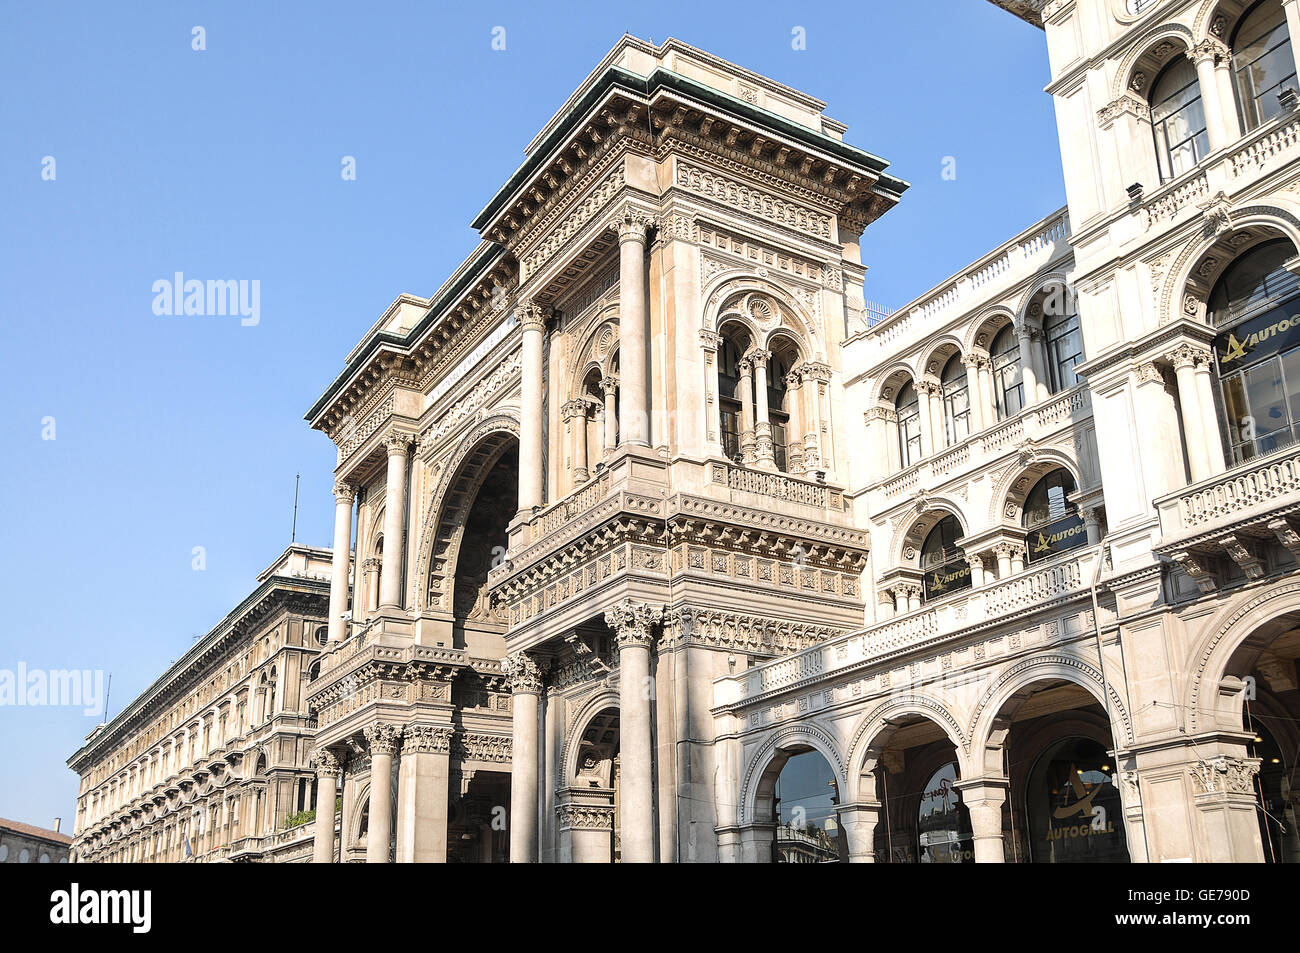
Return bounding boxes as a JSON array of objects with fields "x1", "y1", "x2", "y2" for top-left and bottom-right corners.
[
  {"x1": 503, "y1": 651, "x2": 547, "y2": 695},
  {"x1": 514, "y1": 299, "x2": 549, "y2": 333},
  {"x1": 1097, "y1": 93, "x2": 1150, "y2": 128},
  {"x1": 1197, "y1": 191, "x2": 1233, "y2": 238},
  {"x1": 363, "y1": 722, "x2": 403, "y2": 755},
  {"x1": 333, "y1": 481, "x2": 356, "y2": 503},
  {"x1": 310, "y1": 747, "x2": 341, "y2": 775},
  {"x1": 604, "y1": 599, "x2": 664, "y2": 650},
  {"x1": 403, "y1": 724, "x2": 454, "y2": 754}
]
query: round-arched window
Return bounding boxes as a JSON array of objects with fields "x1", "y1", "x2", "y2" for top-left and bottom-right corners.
[
  {"x1": 1150, "y1": 56, "x2": 1209, "y2": 181},
  {"x1": 1044, "y1": 309, "x2": 1084, "y2": 393},
  {"x1": 941, "y1": 355, "x2": 970, "y2": 445},
  {"x1": 1023, "y1": 469, "x2": 1087, "y2": 563},
  {"x1": 18, "y1": 848, "x2": 29, "y2": 863},
  {"x1": 0, "y1": 844, "x2": 8, "y2": 862},
  {"x1": 896, "y1": 381, "x2": 922, "y2": 468},
  {"x1": 1232, "y1": 0, "x2": 1298, "y2": 132},
  {"x1": 918, "y1": 762, "x2": 974, "y2": 863},
  {"x1": 921, "y1": 515, "x2": 970, "y2": 600},
  {"x1": 314, "y1": 626, "x2": 328, "y2": 646},
  {"x1": 991, "y1": 326, "x2": 1024, "y2": 421},
  {"x1": 1026, "y1": 737, "x2": 1129, "y2": 863},
  {"x1": 1210, "y1": 239, "x2": 1300, "y2": 463}
]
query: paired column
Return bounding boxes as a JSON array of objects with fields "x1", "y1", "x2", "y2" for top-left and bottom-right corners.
[
  {"x1": 785, "y1": 368, "x2": 806, "y2": 475},
  {"x1": 310, "y1": 747, "x2": 340, "y2": 863},
  {"x1": 1016, "y1": 326, "x2": 1043, "y2": 407},
  {"x1": 751, "y1": 349, "x2": 776, "y2": 470},
  {"x1": 616, "y1": 212, "x2": 652, "y2": 448},
  {"x1": 916, "y1": 380, "x2": 939, "y2": 457},
  {"x1": 963, "y1": 355, "x2": 988, "y2": 432},
  {"x1": 955, "y1": 777, "x2": 1008, "y2": 863},
  {"x1": 506, "y1": 652, "x2": 545, "y2": 863},
  {"x1": 598, "y1": 374, "x2": 618, "y2": 457},
  {"x1": 737, "y1": 358, "x2": 756, "y2": 465},
  {"x1": 564, "y1": 399, "x2": 590, "y2": 484},
  {"x1": 518, "y1": 302, "x2": 547, "y2": 512},
  {"x1": 363, "y1": 723, "x2": 401, "y2": 863},
  {"x1": 606, "y1": 600, "x2": 663, "y2": 863},
  {"x1": 378, "y1": 433, "x2": 410, "y2": 609},
  {"x1": 1190, "y1": 42, "x2": 1231, "y2": 152},
  {"x1": 803, "y1": 362, "x2": 830, "y2": 473},
  {"x1": 326, "y1": 483, "x2": 355, "y2": 644},
  {"x1": 1168, "y1": 343, "x2": 1223, "y2": 483}
]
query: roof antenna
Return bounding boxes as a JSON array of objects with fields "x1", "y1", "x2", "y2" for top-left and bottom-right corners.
[{"x1": 290, "y1": 472, "x2": 301, "y2": 543}]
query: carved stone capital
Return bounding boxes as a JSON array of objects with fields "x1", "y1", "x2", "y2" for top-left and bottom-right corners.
[
  {"x1": 311, "y1": 747, "x2": 341, "y2": 776},
  {"x1": 403, "y1": 724, "x2": 454, "y2": 755},
  {"x1": 698, "y1": 329, "x2": 722, "y2": 350},
  {"x1": 503, "y1": 652, "x2": 547, "y2": 695},
  {"x1": 1166, "y1": 341, "x2": 1212, "y2": 370},
  {"x1": 613, "y1": 208, "x2": 655, "y2": 244},
  {"x1": 382, "y1": 431, "x2": 413, "y2": 455},
  {"x1": 555, "y1": 802, "x2": 615, "y2": 832},
  {"x1": 801, "y1": 361, "x2": 832, "y2": 383},
  {"x1": 1189, "y1": 756, "x2": 1260, "y2": 795},
  {"x1": 599, "y1": 375, "x2": 619, "y2": 396},
  {"x1": 363, "y1": 722, "x2": 403, "y2": 755},
  {"x1": 562, "y1": 398, "x2": 589, "y2": 421},
  {"x1": 736, "y1": 358, "x2": 752, "y2": 377},
  {"x1": 605, "y1": 599, "x2": 664, "y2": 650},
  {"x1": 748, "y1": 348, "x2": 771, "y2": 369},
  {"x1": 333, "y1": 481, "x2": 356, "y2": 503},
  {"x1": 515, "y1": 300, "x2": 548, "y2": 333},
  {"x1": 1189, "y1": 37, "x2": 1230, "y2": 66}
]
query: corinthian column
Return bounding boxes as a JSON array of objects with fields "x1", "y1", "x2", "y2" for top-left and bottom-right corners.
[
  {"x1": 605, "y1": 599, "x2": 663, "y2": 863},
  {"x1": 737, "y1": 358, "x2": 756, "y2": 465},
  {"x1": 1169, "y1": 343, "x2": 1216, "y2": 482},
  {"x1": 363, "y1": 723, "x2": 401, "y2": 864},
  {"x1": 518, "y1": 302, "x2": 547, "y2": 512},
  {"x1": 785, "y1": 368, "x2": 805, "y2": 475},
  {"x1": 751, "y1": 349, "x2": 776, "y2": 471},
  {"x1": 310, "y1": 747, "x2": 340, "y2": 863},
  {"x1": 564, "y1": 399, "x2": 590, "y2": 484},
  {"x1": 378, "y1": 434, "x2": 410, "y2": 610},
  {"x1": 600, "y1": 376, "x2": 619, "y2": 460},
  {"x1": 327, "y1": 482, "x2": 355, "y2": 644},
  {"x1": 506, "y1": 652, "x2": 545, "y2": 863},
  {"x1": 616, "y1": 212, "x2": 652, "y2": 447}
]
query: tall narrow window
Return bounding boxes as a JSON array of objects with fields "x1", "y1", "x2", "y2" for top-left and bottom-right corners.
[
  {"x1": 1232, "y1": 0, "x2": 1299, "y2": 131},
  {"x1": 1023, "y1": 468, "x2": 1086, "y2": 563},
  {"x1": 941, "y1": 354, "x2": 970, "y2": 445},
  {"x1": 896, "y1": 381, "x2": 922, "y2": 468},
  {"x1": 1210, "y1": 239, "x2": 1300, "y2": 463},
  {"x1": 1044, "y1": 310, "x2": 1084, "y2": 393},
  {"x1": 1151, "y1": 56, "x2": 1210, "y2": 181},
  {"x1": 991, "y1": 326, "x2": 1024, "y2": 420},
  {"x1": 921, "y1": 515, "x2": 970, "y2": 601}
]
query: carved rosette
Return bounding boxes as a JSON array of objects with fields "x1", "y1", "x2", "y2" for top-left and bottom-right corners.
[
  {"x1": 363, "y1": 722, "x2": 403, "y2": 756},
  {"x1": 503, "y1": 652, "x2": 547, "y2": 695},
  {"x1": 604, "y1": 600, "x2": 664, "y2": 651},
  {"x1": 403, "y1": 724, "x2": 454, "y2": 755},
  {"x1": 1189, "y1": 756, "x2": 1260, "y2": 796},
  {"x1": 311, "y1": 747, "x2": 341, "y2": 776}
]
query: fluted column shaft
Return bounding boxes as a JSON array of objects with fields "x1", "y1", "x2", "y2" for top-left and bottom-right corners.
[
  {"x1": 518, "y1": 304, "x2": 546, "y2": 511},
  {"x1": 506, "y1": 653, "x2": 544, "y2": 863},
  {"x1": 378, "y1": 436, "x2": 410, "y2": 608},
  {"x1": 327, "y1": 484, "x2": 355, "y2": 644},
  {"x1": 617, "y1": 215, "x2": 651, "y2": 447},
  {"x1": 607, "y1": 600, "x2": 663, "y2": 863}
]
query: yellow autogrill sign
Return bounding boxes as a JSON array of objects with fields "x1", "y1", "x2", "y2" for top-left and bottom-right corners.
[{"x1": 1215, "y1": 306, "x2": 1300, "y2": 370}]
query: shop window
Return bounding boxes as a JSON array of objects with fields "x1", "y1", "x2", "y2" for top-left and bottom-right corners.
[
  {"x1": 918, "y1": 762, "x2": 973, "y2": 863},
  {"x1": 1023, "y1": 469, "x2": 1087, "y2": 563},
  {"x1": 1025, "y1": 737, "x2": 1129, "y2": 863},
  {"x1": 921, "y1": 515, "x2": 970, "y2": 601}
]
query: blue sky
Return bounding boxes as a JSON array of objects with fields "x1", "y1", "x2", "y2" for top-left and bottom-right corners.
[{"x1": 0, "y1": 1, "x2": 1060, "y2": 829}]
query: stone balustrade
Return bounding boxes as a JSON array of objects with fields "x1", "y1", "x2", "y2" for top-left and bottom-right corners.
[{"x1": 1156, "y1": 444, "x2": 1300, "y2": 539}]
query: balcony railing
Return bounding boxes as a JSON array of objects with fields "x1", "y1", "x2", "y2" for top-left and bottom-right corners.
[
  {"x1": 1156, "y1": 444, "x2": 1300, "y2": 538},
  {"x1": 879, "y1": 385, "x2": 1091, "y2": 501},
  {"x1": 714, "y1": 547, "x2": 1098, "y2": 708}
]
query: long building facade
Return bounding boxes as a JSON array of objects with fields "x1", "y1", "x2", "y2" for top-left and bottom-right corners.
[{"x1": 71, "y1": 2, "x2": 1300, "y2": 863}]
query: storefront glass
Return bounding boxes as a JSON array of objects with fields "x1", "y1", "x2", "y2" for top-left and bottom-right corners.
[{"x1": 1026, "y1": 738, "x2": 1129, "y2": 863}]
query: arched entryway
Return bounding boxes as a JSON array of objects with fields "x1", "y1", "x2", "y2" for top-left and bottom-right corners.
[{"x1": 557, "y1": 706, "x2": 621, "y2": 863}]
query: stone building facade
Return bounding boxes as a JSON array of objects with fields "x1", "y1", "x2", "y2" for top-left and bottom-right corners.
[
  {"x1": 0, "y1": 818, "x2": 71, "y2": 864},
  {"x1": 70, "y1": 3, "x2": 1300, "y2": 863},
  {"x1": 67, "y1": 546, "x2": 333, "y2": 863}
]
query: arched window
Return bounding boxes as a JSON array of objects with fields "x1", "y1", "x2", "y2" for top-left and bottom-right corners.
[
  {"x1": 991, "y1": 326, "x2": 1024, "y2": 420},
  {"x1": 896, "y1": 381, "x2": 922, "y2": 468},
  {"x1": 1232, "y1": 0, "x2": 1298, "y2": 132},
  {"x1": 1026, "y1": 738, "x2": 1128, "y2": 863},
  {"x1": 767, "y1": 345, "x2": 795, "y2": 472},
  {"x1": 1023, "y1": 469, "x2": 1087, "y2": 562},
  {"x1": 1210, "y1": 239, "x2": 1300, "y2": 462},
  {"x1": 1151, "y1": 56, "x2": 1210, "y2": 181},
  {"x1": 940, "y1": 355, "x2": 970, "y2": 445},
  {"x1": 1044, "y1": 310, "x2": 1084, "y2": 393},
  {"x1": 718, "y1": 336, "x2": 746, "y2": 464},
  {"x1": 918, "y1": 762, "x2": 973, "y2": 863},
  {"x1": 921, "y1": 515, "x2": 970, "y2": 601}
]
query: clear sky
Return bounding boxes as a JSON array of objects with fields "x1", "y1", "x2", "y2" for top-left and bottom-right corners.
[{"x1": 0, "y1": 1, "x2": 1061, "y2": 830}]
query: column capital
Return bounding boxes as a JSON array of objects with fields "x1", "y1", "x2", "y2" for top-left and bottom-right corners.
[
  {"x1": 561, "y1": 398, "x2": 589, "y2": 421},
  {"x1": 801, "y1": 361, "x2": 832, "y2": 383},
  {"x1": 785, "y1": 368, "x2": 803, "y2": 388},
  {"x1": 863, "y1": 404, "x2": 896, "y2": 423},
  {"x1": 515, "y1": 300, "x2": 548, "y2": 333},
  {"x1": 310, "y1": 747, "x2": 341, "y2": 776},
  {"x1": 736, "y1": 358, "x2": 752, "y2": 377},
  {"x1": 1188, "y1": 37, "x2": 1230, "y2": 65},
  {"x1": 1165, "y1": 341, "x2": 1212, "y2": 370},
  {"x1": 698, "y1": 329, "x2": 722, "y2": 350},
  {"x1": 612, "y1": 208, "x2": 656, "y2": 243},
  {"x1": 599, "y1": 375, "x2": 619, "y2": 396},
  {"x1": 1188, "y1": 756, "x2": 1261, "y2": 795},
  {"x1": 748, "y1": 348, "x2": 771, "y2": 369},
  {"x1": 503, "y1": 652, "x2": 547, "y2": 695},
  {"x1": 363, "y1": 722, "x2": 403, "y2": 755},
  {"x1": 382, "y1": 431, "x2": 413, "y2": 455},
  {"x1": 402, "y1": 724, "x2": 454, "y2": 755},
  {"x1": 333, "y1": 481, "x2": 356, "y2": 503},
  {"x1": 605, "y1": 599, "x2": 664, "y2": 650}
]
